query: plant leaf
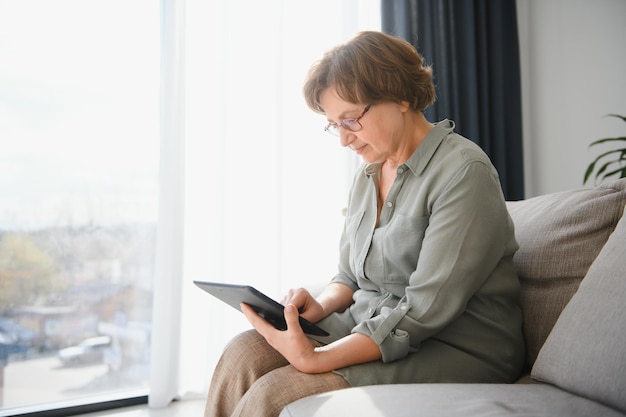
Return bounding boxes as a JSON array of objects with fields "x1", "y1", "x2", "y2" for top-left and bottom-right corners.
[
  {"x1": 584, "y1": 114, "x2": 626, "y2": 185},
  {"x1": 605, "y1": 114, "x2": 626, "y2": 123},
  {"x1": 601, "y1": 165, "x2": 626, "y2": 181},
  {"x1": 584, "y1": 149, "x2": 626, "y2": 184},
  {"x1": 588, "y1": 137, "x2": 626, "y2": 147},
  {"x1": 588, "y1": 149, "x2": 625, "y2": 164},
  {"x1": 595, "y1": 160, "x2": 612, "y2": 178},
  {"x1": 584, "y1": 161, "x2": 596, "y2": 184}
]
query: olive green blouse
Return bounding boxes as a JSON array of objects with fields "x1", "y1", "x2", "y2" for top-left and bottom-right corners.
[{"x1": 318, "y1": 120, "x2": 525, "y2": 386}]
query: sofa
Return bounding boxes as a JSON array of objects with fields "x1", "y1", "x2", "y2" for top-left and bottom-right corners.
[{"x1": 280, "y1": 178, "x2": 626, "y2": 417}]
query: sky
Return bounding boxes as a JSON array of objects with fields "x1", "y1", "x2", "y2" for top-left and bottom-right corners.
[{"x1": 0, "y1": 0, "x2": 160, "y2": 229}]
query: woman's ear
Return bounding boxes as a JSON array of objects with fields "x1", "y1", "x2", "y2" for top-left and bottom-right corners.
[{"x1": 398, "y1": 100, "x2": 411, "y2": 113}]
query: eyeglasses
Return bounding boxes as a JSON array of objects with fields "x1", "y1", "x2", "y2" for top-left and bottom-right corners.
[{"x1": 324, "y1": 104, "x2": 371, "y2": 136}]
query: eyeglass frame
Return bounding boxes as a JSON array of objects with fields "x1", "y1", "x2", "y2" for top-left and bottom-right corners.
[{"x1": 324, "y1": 104, "x2": 372, "y2": 136}]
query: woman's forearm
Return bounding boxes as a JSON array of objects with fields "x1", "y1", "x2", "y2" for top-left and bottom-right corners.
[
  {"x1": 303, "y1": 332, "x2": 382, "y2": 373},
  {"x1": 315, "y1": 282, "x2": 354, "y2": 320}
]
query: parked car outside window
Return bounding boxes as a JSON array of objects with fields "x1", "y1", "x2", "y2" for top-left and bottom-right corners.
[{"x1": 57, "y1": 336, "x2": 112, "y2": 366}]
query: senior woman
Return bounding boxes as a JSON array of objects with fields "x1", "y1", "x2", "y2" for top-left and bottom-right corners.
[{"x1": 205, "y1": 31, "x2": 525, "y2": 417}]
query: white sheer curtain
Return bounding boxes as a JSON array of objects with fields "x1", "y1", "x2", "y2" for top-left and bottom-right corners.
[{"x1": 150, "y1": 0, "x2": 380, "y2": 407}]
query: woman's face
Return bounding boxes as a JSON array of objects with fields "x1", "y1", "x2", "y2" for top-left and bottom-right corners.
[{"x1": 319, "y1": 88, "x2": 409, "y2": 164}]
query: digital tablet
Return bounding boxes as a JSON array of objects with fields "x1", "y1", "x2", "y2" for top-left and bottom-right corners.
[{"x1": 193, "y1": 281, "x2": 329, "y2": 336}]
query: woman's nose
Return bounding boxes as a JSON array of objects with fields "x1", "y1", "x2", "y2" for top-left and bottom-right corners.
[{"x1": 339, "y1": 130, "x2": 354, "y2": 148}]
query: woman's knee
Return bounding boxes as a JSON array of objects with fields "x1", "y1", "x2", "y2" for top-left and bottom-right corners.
[
  {"x1": 219, "y1": 329, "x2": 289, "y2": 377},
  {"x1": 233, "y1": 366, "x2": 350, "y2": 417},
  {"x1": 223, "y1": 329, "x2": 263, "y2": 352}
]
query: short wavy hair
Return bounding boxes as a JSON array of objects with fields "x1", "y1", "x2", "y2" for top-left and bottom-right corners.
[{"x1": 303, "y1": 31, "x2": 436, "y2": 114}]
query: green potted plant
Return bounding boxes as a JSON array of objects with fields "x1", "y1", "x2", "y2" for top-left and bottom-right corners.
[{"x1": 583, "y1": 114, "x2": 626, "y2": 185}]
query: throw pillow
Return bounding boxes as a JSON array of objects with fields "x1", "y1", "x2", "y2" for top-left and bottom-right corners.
[
  {"x1": 506, "y1": 178, "x2": 626, "y2": 369},
  {"x1": 531, "y1": 202, "x2": 626, "y2": 413}
]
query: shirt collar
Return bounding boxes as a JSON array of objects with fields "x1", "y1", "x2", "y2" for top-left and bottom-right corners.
[{"x1": 363, "y1": 119, "x2": 455, "y2": 178}]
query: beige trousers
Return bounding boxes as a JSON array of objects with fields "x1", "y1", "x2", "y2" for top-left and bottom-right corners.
[{"x1": 204, "y1": 330, "x2": 350, "y2": 417}]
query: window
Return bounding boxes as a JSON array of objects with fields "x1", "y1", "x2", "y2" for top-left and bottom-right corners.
[
  {"x1": 1, "y1": 0, "x2": 382, "y2": 412},
  {"x1": 0, "y1": 1, "x2": 159, "y2": 414}
]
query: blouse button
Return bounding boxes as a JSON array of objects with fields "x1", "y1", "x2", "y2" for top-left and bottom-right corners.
[{"x1": 386, "y1": 201, "x2": 393, "y2": 208}]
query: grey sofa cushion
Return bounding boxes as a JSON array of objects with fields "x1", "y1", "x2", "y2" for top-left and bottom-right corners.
[
  {"x1": 531, "y1": 203, "x2": 626, "y2": 413},
  {"x1": 279, "y1": 383, "x2": 625, "y2": 417},
  {"x1": 506, "y1": 179, "x2": 626, "y2": 369}
]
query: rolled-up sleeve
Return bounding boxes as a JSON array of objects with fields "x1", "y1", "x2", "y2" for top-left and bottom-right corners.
[{"x1": 353, "y1": 304, "x2": 412, "y2": 362}]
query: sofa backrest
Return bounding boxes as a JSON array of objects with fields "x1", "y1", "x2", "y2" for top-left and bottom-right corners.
[
  {"x1": 506, "y1": 178, "x2": 626, "y2": 370},
  {"x1": 531, "y1": 199, "x2": 626, "y2": 413}
]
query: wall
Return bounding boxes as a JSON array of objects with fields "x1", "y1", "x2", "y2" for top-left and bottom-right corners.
[{"x1": 517, "y1": 0, "x2": 626, "y2": 197}]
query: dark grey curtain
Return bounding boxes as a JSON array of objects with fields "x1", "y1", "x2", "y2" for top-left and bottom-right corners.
[{"x1": 381, "y1": 0, "x2": 524, "y2": 200}]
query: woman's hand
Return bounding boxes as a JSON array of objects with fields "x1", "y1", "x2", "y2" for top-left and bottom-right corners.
[
  {"x1": 241, "y1": 302, "x2": 321, "y2": 373},
  {"x1": 241, "y1": 286, "x2": 382, "y2": 373},
  {"x1": 242, "y1": 283, "x2": 379, "y2": 373},
  {"x1": 282, "y1": 283, "x2": 355, "y2": 323},
  {"x1": 281, "y1": 288, "x2": 325, "y2": 323}
]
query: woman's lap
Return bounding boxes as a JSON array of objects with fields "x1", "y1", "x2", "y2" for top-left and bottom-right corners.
[
  {"x1": 205, "y1": 330, "x2": 349, "y2": 417},
  {"x1": 206, "y1": 330, "x2": 510, "y2": 416},
  {"x1": 335, "y1": 338, "x2": 514, "y2": 386}
]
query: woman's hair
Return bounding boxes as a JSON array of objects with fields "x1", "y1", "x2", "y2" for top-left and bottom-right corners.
[{"x1": 303, "y1": 31, "x2": 436, "y2": 114}]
